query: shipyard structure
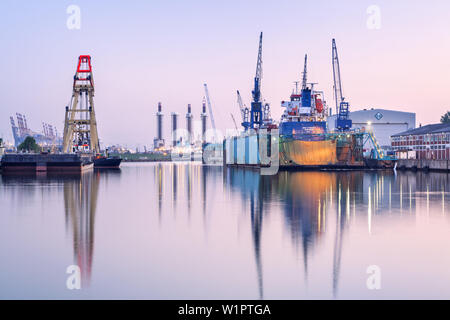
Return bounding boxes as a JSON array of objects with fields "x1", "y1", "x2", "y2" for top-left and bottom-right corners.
[{"x1": 224, "y1": 34, "x2": 395, "y2": 170}]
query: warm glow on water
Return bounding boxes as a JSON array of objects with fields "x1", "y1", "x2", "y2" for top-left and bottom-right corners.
[{"x1": 1, "y1": 163, "x2": 450, "y2": 299}]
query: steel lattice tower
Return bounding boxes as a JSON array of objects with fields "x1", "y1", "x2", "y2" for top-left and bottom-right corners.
[{"x1": 63, "y1": 55, "x2": 100, "y2": 154}]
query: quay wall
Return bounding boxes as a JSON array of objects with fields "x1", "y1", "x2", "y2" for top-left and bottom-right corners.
[{"x1": 397, "y1": 159, "x2": 450, "y2": 172}]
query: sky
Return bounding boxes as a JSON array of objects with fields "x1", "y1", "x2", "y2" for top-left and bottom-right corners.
[{"x1": 1, "y1": 0, "x2": 450, "y2": 148}]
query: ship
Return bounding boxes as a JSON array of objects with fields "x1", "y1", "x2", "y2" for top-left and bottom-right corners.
[
  {"x1": 278, "y1": 80, "x2": 364, "y2": 169},
  {"x1": 93, "y1": 154, "x2": 122, "y2": 168}
]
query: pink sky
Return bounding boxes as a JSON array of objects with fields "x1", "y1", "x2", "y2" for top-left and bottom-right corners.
[{"x1": 1, "y1": 1, "x2": 450, "y2": 147}]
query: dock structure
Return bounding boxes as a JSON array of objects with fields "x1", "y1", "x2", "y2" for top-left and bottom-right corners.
[
  {"x1": 223, "y1": 131, "x2": 378, "y2": 171},
  {"x1": 1, "y1": 153, "x2": 93, "y2": 173},
  {"x1": 397, "y1": 159, "x2": 450, "y2": 172}
]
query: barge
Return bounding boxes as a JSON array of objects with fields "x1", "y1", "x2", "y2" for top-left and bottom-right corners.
[{"x1": 0, "y1": 153, "x2": 93, "y2": 173}]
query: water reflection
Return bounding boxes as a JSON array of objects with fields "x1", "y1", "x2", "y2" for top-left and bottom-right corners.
[
  {"x1": 1, "y1": 164, "x2": 449, "y2": 299},
  {"x1": 226, "y1": 169, "x2": 450, "y2": 298}
]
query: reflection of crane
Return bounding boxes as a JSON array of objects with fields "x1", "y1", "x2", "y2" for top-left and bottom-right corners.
[
  {"x1": 64, "y1": 171, "x2": 99, "y2": 288},
  {"x1": 250, "y1": 32, "x2": 264, "y2": 129},
  {"x1": 332, "y1": 39, "x2": 352, "y2": 131},
  {"x1": 203, "y1": 84, "x2": 216, "y2": 131},
  {"x1": 237, "y1": 90, "x2": 250, "y2": 130}
]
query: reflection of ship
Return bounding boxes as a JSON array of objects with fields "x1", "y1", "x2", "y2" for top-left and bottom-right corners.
[
  {"x1": 279, "y1": 56, "x2": 364, "y2": 168},
  {"x1": 227, "y1": 168, "x2": 365, "y2": 297}
]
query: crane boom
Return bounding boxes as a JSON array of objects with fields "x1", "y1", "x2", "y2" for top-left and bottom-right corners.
[
  {"x1": 236, "y1": 90, "x2": 250, "y2": 130},
  {"x1": 332, "y1": 39, "x2": 343, "y2": 115},
  {"x1": 252, "y1": 32, "x2": 263, "y2": 103},
  {"x1": 203, "y1": 83, "x2": 216, "y2": 131},
  {"x1": 237, "y1": 90, "x2": 244, "y2": 112},
  {"x1": 230, "y1": 113, "x2": 238, "y2": 130},
  {"x1": 250, "y1": 32, "x2": 264, "y2": 129},
  {"x1": 301, "y1": 54, "x2": 308, "y2": 90}
]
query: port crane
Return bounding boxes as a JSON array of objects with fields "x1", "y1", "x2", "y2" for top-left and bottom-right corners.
[
  {"x1": 250, "y1": 32, "x2": 264, "y2": 130},
  {"x1": 236, "y1": 90, "x2": 250, "y2": 130},
  {"x1": 332, "y1": 39, "x2": 352, "y2": 131}
]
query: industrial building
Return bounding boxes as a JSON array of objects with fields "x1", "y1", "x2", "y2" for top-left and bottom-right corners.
[
  {"x1": 327, "y1": 108, "x2": 416, "y2": 148},
  {"x1": 153, "y1": 102, "x2": 165, "y2": 149},
  {"x1": 391, "y1": 123, "x2": 450, "y2": 160}
]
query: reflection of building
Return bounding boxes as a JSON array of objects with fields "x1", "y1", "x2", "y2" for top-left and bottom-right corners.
[
  {"x1": 391, "y1": 123, "x2": 450, "y2": 160},
  {"x1": 328, "y1": 109, "x2": 416, "y2": 148},
  {"x1": 64, "y1": 171, "x2": 99, "y2": 288}
]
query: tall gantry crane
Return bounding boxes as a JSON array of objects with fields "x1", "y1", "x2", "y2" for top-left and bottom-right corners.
[
  {"x1": 63, "y1": 55, "x2": 100, "y2": 153},
  {"x1": 332, "y1": 39, "x2": 352, "y2": 131},
  {"x1": 250, "y1": 32, "x2": 264, "y2": 130},
  {"x1": 236, "y1": 90, "x2": 249, "y2": 130}
]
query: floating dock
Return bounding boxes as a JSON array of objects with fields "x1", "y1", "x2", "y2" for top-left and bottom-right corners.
[{"x1": 223, "y1": 131, "x2": 394, "y2": 171}]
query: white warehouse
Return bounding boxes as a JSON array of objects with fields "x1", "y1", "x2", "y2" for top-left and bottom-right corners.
[{"x1": 327, "y1": 108, "x2": 416, "y2": 149}]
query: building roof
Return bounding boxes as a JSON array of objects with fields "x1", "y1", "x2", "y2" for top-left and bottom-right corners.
[
  {"x1": 351, "y1": 108, "x2": 415, "y2": 115},
  {"x1": 392, "y1": 123, "x2": 450, "y2": 137}
]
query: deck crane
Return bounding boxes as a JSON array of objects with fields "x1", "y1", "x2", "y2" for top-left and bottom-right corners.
[
  {"x1": 203, "y1": 83, "x2": 216, "y2": 131},
  {"x1": 332, "y1": 39, "x2": 352, "y2": 131},
  {"x1": 236, "y1": 90, "x2": 250, "y2": 130},
  {"x1": 301, "y1": 54, "x2": 308, "y2": 90},
  {"x1": 250, "y1": 32, "x2": 264, "y2": 130}
]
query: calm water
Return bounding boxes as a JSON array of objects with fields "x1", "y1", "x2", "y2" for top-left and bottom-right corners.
[{"x1": 1, "y1": 162, "x2": 450, "y2": 299}]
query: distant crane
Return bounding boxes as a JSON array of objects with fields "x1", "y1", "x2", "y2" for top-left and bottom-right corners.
[
  {"x1": 237, "y1": 90, "x2": 250, "y2": 130},
  {"x1": 250, "y1": 32, "x2": 264, "y2": 130},
  {"x1": 332, "y1": 39, "x2": 352, "y2": 131},
  {"x1": 230, "y1": 113, "x2": 238, "y2": 130},
  {"x1": 203, "y1": 83, "x2": 216, "y2": 131}
]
